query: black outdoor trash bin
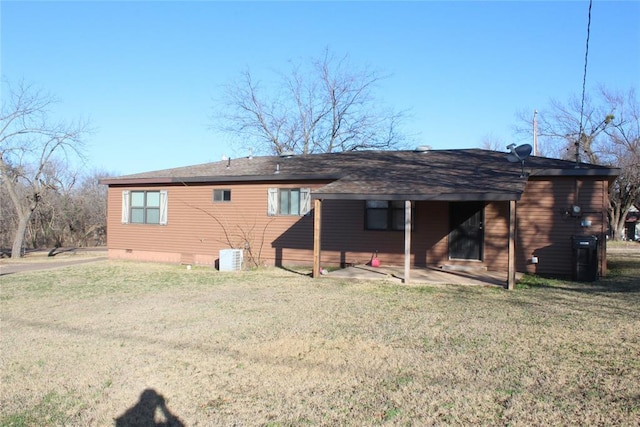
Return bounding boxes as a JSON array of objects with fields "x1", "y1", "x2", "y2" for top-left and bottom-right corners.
[{"x1": 572, "y1": 235, "x2": 599, "y2": 282}]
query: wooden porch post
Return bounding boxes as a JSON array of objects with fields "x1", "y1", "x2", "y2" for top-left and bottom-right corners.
[
  {"x1": 507, "y1": 199, "x2": 517, "y2": 290},
  {"x1": 404, "y1": 200, "x2": 412, "y2": 284},
  {"x1": 312, "y1": 198, "x2": 322, "y2": 279}
]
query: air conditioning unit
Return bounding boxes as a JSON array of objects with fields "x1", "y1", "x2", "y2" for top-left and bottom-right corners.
[{"x1": 219, "y1": 249, "x2": 243, "y2": 271}]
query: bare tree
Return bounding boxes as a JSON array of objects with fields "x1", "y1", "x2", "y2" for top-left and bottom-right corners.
[
  {"x1": 215, "y1": 49, "x2": 407, "y2": 155},
  {"x1": 14, "y1": 168, "x2": 109, "y2": 250},
  {"x1": 516, "y1": 93, "x2": 614, "y2": 162},
  {"x1": 479, "y1": 133, "x2": 507, "y2": 151},
  {"x1": 601, "y1": 88, "x2": 640, "y2": 240},
  {"x1": 0, "y1": 80, "x2": 89, "y2": 258},
  {"x1": 26, "y1": 159, "x2": 79, "y2": 248},
  {"x1": 70, "y1": 169, "x2": 111, "y2": 246},
  {"x1": 516, "y1": 86, "x2": 639, "y2": 240},
  {"x1": 0, "y1": 183, "x2": 16, "y2": 254}
]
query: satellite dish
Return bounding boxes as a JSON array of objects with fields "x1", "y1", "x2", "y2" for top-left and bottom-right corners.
[
  {"x1": 506, "y1": 143, "x2": 533, "y2": 162},
  {"x1": 505, "y1": 143, "x2": 533, "y2": 178},
  {"x1": 516, "y1": 144, "x2": 532, "y2": 157}
]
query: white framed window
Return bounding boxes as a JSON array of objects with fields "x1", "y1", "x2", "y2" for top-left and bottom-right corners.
[
  {"x1": 267, "y1": 188, "x2": 311, "y2": 216},
  {"x1": 122, "y1": 190, "x2": 168, "y2": 225}
]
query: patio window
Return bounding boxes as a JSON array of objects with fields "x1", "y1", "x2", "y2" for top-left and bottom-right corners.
[
  {"x1": 365, "y1": 200, "x2": 408, "y2": 231},
  {"x1": 267, "y1": 188, "x2": 311, "y2": 216},
  {"x1": 122, "y1": 190, "x2": 168, "y2": 225},
  {"x1": 213, "y1": 189, "x2": 231, "y2": 202}
]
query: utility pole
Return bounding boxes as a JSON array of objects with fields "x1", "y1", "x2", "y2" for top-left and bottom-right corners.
[{"x1": 533, "y1": 110, "x2": 538, "y2": 156}]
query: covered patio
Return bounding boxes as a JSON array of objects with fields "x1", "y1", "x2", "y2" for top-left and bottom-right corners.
[{"x1": 308, "y1": 150, "x2": 527, "y2": 289}]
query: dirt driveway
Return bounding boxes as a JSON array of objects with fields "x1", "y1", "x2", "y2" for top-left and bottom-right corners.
[{"x1": 0, "y1": 248, "x2": 107, "y2": 276}]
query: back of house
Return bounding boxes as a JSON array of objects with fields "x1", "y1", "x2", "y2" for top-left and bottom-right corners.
[{"x1": 100, "y1": 149, "x2": 618, "y2": 281}]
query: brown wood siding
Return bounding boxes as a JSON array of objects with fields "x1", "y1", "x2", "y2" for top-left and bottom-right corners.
[
  {"x1": 107, "y1": 176, "x2": 610, "y2": 278},
  {"x1": 319, "y1": 200, "x2": 405, "y2": 266},
  {"x1": 318, "y1": 200, "x2": 452, "y2": 268},
  {"x1": 317, "y1": 200, "x2": 510, "y2": 271},
  {"x1": 484, "y1": 201, "x2": 509, "y2": 271},
  {"x1": 107, "y1": 182, "x2": 328, "y2": 267},
  {"x1": 107, "y1": 190, "x2": 511, "y2": 271},
  {"x1": 419, "y1": 201, "x2": 450, "y2": 267},
  {"x1": 516, "y1": 177, "x2": 608, "y2": 277}
]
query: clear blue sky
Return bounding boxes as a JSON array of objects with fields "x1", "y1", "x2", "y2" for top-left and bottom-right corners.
[{"x1": 2, "y1": 1, "x2": 639, "y2": 176}]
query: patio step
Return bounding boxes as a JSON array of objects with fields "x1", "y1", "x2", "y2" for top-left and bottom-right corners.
[{"x1": 441, "y1": 264, "x2": 488, "y2": 272}]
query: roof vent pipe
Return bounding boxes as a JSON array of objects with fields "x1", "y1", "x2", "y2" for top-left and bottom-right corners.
[
  {"x1": 414, "y1": 145, "x2": 431, "y2": 152},
  {"x1": 280, "y1": 151, "x2": 294, "y2": 158}
]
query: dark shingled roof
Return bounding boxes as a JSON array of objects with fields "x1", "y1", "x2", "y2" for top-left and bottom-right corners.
[{"x1": 100, "y1": 149, "x2": 619, "y2": 202}]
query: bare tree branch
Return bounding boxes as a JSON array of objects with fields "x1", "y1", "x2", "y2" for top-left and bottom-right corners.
[
  {"x1": 213, "y1": 48, "x2": 408, "y2": 155},
  {"x1": 516, "y1": 86, "x2": 639, "y2": 240},
  {"x1": 0, "y1": 79, "x2": 90, "y2": 258}
]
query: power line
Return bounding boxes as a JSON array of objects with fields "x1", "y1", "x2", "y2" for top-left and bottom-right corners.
[{"x1": 576, "y1": 0, "x2": 593, "y2": 166}]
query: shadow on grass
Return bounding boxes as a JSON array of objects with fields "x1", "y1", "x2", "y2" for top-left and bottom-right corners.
[
  {"x1": 517, "y1": 262, "x2": 640, "y2": 294},
  {"x1": 115, "y1": 389, "x2": 184, "y2": 427},
  {"x1": 277, "y1": 265, "x2": 313, "y2": 277}
]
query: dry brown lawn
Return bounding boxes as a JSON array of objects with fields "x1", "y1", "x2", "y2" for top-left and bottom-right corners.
[{"x1": 1, "y1": 245, "x2": 639, "y2": 426}]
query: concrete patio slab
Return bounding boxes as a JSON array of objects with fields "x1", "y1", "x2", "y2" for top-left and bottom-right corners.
[{"x1": 325, "y1": 264, "x2": 521, "y2": 287}]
